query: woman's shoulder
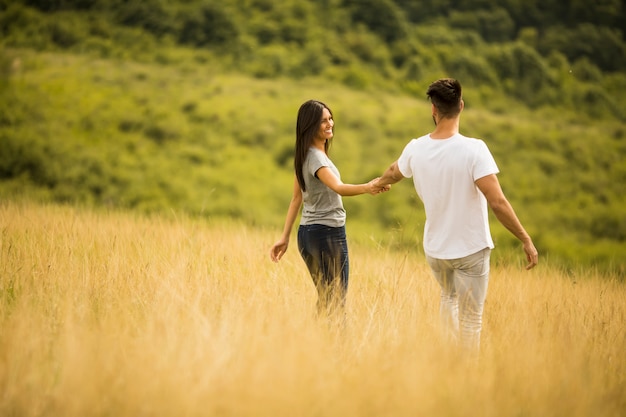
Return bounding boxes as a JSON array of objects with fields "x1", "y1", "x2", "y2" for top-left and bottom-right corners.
[{"x1": 307, "y1": 147, "x2": 330, "y2": 161}]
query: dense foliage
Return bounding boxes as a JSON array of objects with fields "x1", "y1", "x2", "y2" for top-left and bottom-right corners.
[
  {"x1": 0, "y1": 0, "x2": 624, "y2": 274},
  {"x1": 1, "y1": 0, "x2": 625, "y2": 114}
]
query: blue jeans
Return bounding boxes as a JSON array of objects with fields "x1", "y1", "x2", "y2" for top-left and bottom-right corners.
[
  {"x1": 298, "y1": 224, "x2": 349, "y2": 314},
  {"x1": 426, "y1": 248, "x2": 491, "y2": 352}
]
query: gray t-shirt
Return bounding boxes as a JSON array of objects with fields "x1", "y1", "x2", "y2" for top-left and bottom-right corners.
[{"x1": 300, "y1": 147, "x2": 346, "y2": 227}]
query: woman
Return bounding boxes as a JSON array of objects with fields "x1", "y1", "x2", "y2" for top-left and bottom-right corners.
[{"x1": 270, "y1": 100, "x2": 387, "y2": 315}]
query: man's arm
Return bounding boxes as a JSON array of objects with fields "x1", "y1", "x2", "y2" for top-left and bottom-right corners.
[
  {"x1": 475, "y1": 174, "x2": 538, "y2": 270},
  {"x1": 376, "y1": 160, "x2": 405, "y2": 187}
]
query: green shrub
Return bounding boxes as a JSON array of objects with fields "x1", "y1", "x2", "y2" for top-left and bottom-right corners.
[
  {"x1": 46, "y1": 12, "x2": 86, "y2": 48},
  {"x1": 413, "y1": 24, "x2": 483, "y2": 48},
  {"x1": 541, "y1": 23, "x2": 626, "y2": 72},
  {"x1": 0, "y1": 133, "x2": 61, "y2": 188},
  {"x1": 570, "y1": 57, "x2": 603, "y2": 83},
  {"x1": 22, "y1": 0, "x2": 98, "y2": 12},
  {"x1": 340, "y1": 65, "x2": 373, "y2": 90},
  {"x1": 448, "y1": 7, "x2": 515, "y2": 42},
  {"x1": 441, "y1": 49, "x2": 499, "y2": 87},
  {"x1": 115, "y1": 0, "x2": 175, "y2": 38},
  {"x1": 178, "y1": 3, "x2": 240, "y2": 49},
  {"x1": 0, "y1": 4, "x2": 52, "y2": 50},
  {"x1": 344, "y1": 0, "x2": 409, "y2": 43},
  {"x1": 247, "y1": 45, "x2": 291, "y2": 78},
  {"x1": 572, "y1": 84, "x2": 622, "y2": 119},
  {"x1": 485, "y1": 43, "x2": 556, "y2": 107}
]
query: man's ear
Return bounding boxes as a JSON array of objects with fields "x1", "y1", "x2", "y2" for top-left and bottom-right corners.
[{"x1": 460, "y1": 99, "x2": 465, "y2": 111}]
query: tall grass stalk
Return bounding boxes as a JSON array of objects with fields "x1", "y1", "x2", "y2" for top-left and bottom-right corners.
[{"x1": 1, "y1": 201, "x2": 624, "y2": 417}]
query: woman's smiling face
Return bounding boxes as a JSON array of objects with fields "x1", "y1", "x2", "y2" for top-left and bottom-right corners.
[{"x1": 316, "y1": 107, "x2": 334, "y2": 141}]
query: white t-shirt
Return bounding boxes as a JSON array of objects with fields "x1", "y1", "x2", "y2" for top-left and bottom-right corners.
[
  {"x1": 397, "y1": 133, "x2": 499, "y2": 259},
  {"x1": 300, "y1": 147, "x2": 346, "y2": 227}
]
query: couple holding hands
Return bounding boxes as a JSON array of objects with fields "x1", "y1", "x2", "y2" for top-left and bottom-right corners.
[{"x1": 270, "y1": 78, "x2": 538, "y2": 352}]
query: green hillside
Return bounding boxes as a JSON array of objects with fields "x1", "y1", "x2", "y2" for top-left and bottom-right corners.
[{"x1": 0, "y1": 0, "x2": 625, "y2": 274}]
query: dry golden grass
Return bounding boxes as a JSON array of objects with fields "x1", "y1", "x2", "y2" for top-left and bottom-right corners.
[{"x1": 1, "y1": 201, "x2": 624, "y2": 417}]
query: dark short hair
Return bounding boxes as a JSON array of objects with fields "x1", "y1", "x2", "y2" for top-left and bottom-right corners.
[{"x1": 426, "y1": 78, "x2": 462, "y2": 118}]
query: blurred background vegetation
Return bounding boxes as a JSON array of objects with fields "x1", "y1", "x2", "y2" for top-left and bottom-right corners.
[{"x1": 0, "y1": 0, "x2": 624, "y2": 274}]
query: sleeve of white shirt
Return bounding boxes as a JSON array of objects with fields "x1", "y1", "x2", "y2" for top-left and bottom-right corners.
[
  {"x1": 472, "y1": 139, "x2": 499, "y2": 180},
  {"x1": 397, "y1": 140, "x2": 416, "y2": 178}
]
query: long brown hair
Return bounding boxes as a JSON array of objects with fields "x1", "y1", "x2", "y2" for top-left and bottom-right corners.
[{"x1": 294, "y1": 100, "x2": 333, "y2": 192}]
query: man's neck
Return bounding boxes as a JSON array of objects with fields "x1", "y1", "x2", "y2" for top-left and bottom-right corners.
[{"x1": 430, "y1": 117, "x2": 460, "y2": 139}]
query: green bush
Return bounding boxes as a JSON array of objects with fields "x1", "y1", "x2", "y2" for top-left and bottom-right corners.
[
  {"x1": 0, "y1": 133, "x2": 61, "y2": 188},
  {"x1": 448, "y1": 7, "x2": 516, "y2": 42},
  {"x1": 21, "y1": 0, "x2": 98, "y2": 12},
  {"x1": 0, "y1": 4, "x2": 52, "y2": 50},
  {"x1": 485, "y1": 43, "x2": 555, "y2": 107},
  {"x1": 571, "y1": 57, "x2": 603, "y2": 83},
  {"x1": 541, "y1": 24, "x2": 626, "y2": 72},
  {"x1": 0, "y1": 0, "x2": 625, "y2": 273},
  {"x1": 115, "y1": 0, "x2": 175, "y2": 38},
  {"x1": 441, "y1": 49, "x2": 499, "y2": 87},
  {"x1": 46, "y1": 12, "x2": 87, "y2": 48},
  {"x1": 572, "y1": 84, "x2": 622, "y2": 120},
  {"x1": 344, "y1": 0, "x2": 409, "y2": 43},
  {"x1": 178, "y1": 3, "x2": 240, "y2": 48}
]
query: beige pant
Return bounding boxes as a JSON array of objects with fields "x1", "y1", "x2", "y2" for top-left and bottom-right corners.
[{"x1": 426, "y1": 248, "x2": 491, "y2": 352}]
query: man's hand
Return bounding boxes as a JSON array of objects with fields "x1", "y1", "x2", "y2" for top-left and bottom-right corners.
[{"x1": 367, "y1": 177, "x2": 391, "y2": 195}]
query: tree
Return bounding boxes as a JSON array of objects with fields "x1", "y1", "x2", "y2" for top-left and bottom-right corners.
[
  {"x1": 448, "y1": 7, "x2": 515, "y2": 42},
  {"x1": 21, "y1": 0, "x2": 99, "y2": 12},
  {"x1": 178, "y1": 3, "x2": 240, "y2": 48},
  {"x1": 115, "y1": 0, "x2": 175, "y2": 38},
  {"x1": 342, "y1": 0, "x2": 409, "y2": 43},
  {"x1": 541, "y1": 24, "x2": 626, "y2": 72}
]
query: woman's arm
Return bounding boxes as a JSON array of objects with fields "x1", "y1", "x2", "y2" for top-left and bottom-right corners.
[
  {"x1": 270, "y1": 176, "x2": 303, "y2": 262},
  {"x1": 316, "y1": 167, "x2": 384, "y2": 196}
]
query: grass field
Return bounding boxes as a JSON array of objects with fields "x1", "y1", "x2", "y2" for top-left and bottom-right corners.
[{"x1": 1, "y1": 201, "x2": 624, "y2": 417}]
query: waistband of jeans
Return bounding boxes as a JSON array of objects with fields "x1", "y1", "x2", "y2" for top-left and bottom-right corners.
[{"x1": 298, "y1": 224, "x2": 346, "y2": 232}]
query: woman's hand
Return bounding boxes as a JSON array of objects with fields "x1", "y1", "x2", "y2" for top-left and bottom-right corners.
[
  {"x1": 270, "y1": 238, "x2": 289, "y2": 262},
  {"x1": 368, "y1": 177, "x2": 391, "y2": 195}
]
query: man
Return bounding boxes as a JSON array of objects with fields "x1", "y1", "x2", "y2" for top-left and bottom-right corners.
[{"x1": 376, "y1": 78, "x2": 538, "y2": 353}]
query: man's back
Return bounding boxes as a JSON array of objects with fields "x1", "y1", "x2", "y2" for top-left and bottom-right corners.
[{"x1": 397, "y1": 133, "x2": 499, "y2": 259}]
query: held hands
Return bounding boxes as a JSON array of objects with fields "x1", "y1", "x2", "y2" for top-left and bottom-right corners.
[{"x1": 368, "y1": 177, "x2": 391, "y2": 195}]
